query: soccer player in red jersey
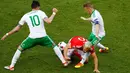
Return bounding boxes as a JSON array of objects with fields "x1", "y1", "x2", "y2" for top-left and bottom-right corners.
[{"x1": 64, "y1": 36, "x2": 100, "y2": 73}]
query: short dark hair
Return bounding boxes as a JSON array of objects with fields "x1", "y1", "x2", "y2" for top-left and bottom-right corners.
[
  {"x1": 83, "y1": 2, "x2": 93, "y2": 8},
  {"x1": 31, "y1": 0, "x2": 40, "y2": 8}
]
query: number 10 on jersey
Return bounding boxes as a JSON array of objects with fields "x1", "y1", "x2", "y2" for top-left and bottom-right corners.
[{"x1": 30, "y1": 15, "x2": 40, "y2": 27}]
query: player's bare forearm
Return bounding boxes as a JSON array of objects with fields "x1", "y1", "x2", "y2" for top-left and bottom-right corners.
[
  {"x1": 44, "y1": 8, "x2": 58, "y2": 24},
  {"x1": 91, "y1": 53, "x2": 98, "y2": 70},
  {"x1": 44, "y1": 14, "x2": 55, "y2": 24},
  {"x1": 86, "y1": 17, "x2": 92, "y2": 21},
  {"x1": 8, "y1": 25, "x2": 22, "y2": 35},
  {"x1": 95, "y1": 24, "x2": 99, "y2": 37},
  {"x1": 63, "y1": 45, "x2": 68, "y2": 59},
  {"x1": 48, "y1": 13, "x2": 56, "y2": 23},
  {"x1": 63, "y1": 44, "x2": 70, "y2": 60},
  {"x1": 1, "y1": 25, "x2": 22, "y2": 40},
  {"x1": 80, "y1": 17, "x2": 92, "y2": 21}
]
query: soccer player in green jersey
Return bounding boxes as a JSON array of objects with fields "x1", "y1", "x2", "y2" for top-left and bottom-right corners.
[
  {"x1": 81, "y1": 2, "x2": 109, "y2": 53},
  {"x1": 1, "y1": 1, "x2": 68, "y2": 71}
]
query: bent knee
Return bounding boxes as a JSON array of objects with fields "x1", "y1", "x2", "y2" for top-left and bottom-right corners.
[{"x1": 18, "y1": 46, "x2": 23, "y2": 51}]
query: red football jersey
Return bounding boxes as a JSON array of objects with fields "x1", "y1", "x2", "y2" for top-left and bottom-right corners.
[
  {"x1": 68, "y1": 36, "x2": 95, "y2": 54},
  {"x1": 69, "y1": 36, "x2": 87, "y2": 48}
]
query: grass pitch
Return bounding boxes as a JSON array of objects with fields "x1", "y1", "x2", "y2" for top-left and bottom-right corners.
[{"x1": 0, "y1": 0, "x2": 130, "y2": 73}]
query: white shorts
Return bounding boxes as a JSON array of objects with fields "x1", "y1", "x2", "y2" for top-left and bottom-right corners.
[{"x1": 67, "y1": 49, "x2": 88, "y2": 58}]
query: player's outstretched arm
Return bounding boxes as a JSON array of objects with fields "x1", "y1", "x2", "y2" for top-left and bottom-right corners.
[
  {"x1": 80, "y1": 16, "x2": 91, "y2": 21},
  {"x1": 1, "y1": 25, "x2": 22, "y2": 40},
  {"x1": 44, "y1": 8, "x2": 58, "y2": 24},
  {"x1": 91, "y1": 52, "x2": 100, "y2": 73},
  {"x1": 63, "y1": 44, "x2": 71, "y2": 60}
]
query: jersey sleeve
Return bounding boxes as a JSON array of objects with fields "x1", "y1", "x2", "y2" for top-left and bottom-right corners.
[
  {"x1": 18, "y1": 15, "x2": 26, "y2": 26},
  {"x1": 92, "y1": 13, "x2": 99, "y2": 25},
  {"x1": 40, "y1": 11, "x2": 48, "y2": 19}
]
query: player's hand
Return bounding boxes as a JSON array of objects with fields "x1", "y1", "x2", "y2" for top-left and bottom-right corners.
[
  {"x1": 64, "y1": 56, "x2": 71, "y2": 61},
  {"x1": 93, "y1": 69, "x2": 100, "y2": 73},
  {"x1": 52, "y1": 8, "x2": 58, "y2": 13},
  {"x1": 80, "y1": 16, "x2": 87, "y2": 20},
  {"x1": 1, "y1": 34, "x2": 7, "y2": 40},
  {"x1": 96, "y1": 35, "x2": 100, "y2": 40}
]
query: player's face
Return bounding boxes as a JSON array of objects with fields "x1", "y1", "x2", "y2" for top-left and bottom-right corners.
[{"x1": 84, "y1": 7, "x2": 91, "y2": 15}]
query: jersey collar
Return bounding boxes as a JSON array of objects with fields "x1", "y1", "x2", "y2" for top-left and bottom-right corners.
[{"x1": 91, "y1": 9, "x2": 95, "y2": 15}]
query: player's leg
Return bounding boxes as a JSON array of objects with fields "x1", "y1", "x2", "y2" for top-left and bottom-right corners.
[
  {"x1": 4, "y1": 46, "x2": 22, "y2": 71},
  {"x1": 94, "y1": 36, "x2": 109, "y2": 52},
  {"x1": 90, "y1": 35, "x2": 109, "y2": 52},
  {"x1": 98, "y1": 43, "x2": 109, "y2": 52},
  {"x1": 67, "y1": 49, "x2": 75, "y2": 58},
  {"x1": 97, "y1": 43, "x2": 106, "y2": 50},
  {"x1": 75, "y1": 52, "x2": 90, "y2": 68},
  {"x1": 4, "y1": 37, "x2": 36, "y2": 71},
  {"x1": 53, "y1": 46, "x2": 68, "y2": 66},
  {"x1": 88, "y1": 32, "x2": 102, "y2": 45},
  {"x1": 40, "y1": 36, "x2": 67, "y2": 66},
  {"x1": 77, "y1": 50, "x2": 89, "y2": 63},
  {"x1": 80, "y1": 52, "x2": 90, "y2": 64},
  {"x1": 88, "y1": 33, "x2": 103, "y2": 47},
  {"x1": 65, "y1": 49, "x2": 75, "y2": 64},
  {"x1": 94, "y1": 35, "x2": 105, "y2": 49},
  {"x1": 73, "y1": 50, "x2": 82, "y2": 60}
]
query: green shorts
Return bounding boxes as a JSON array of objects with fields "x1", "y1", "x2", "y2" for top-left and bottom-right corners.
[
  {"x1": 88, "y1": 33, "x2": 104, "y2": 45},
  {"x1": 20, "y1": 36, "x2": 55, "y2": 50}
]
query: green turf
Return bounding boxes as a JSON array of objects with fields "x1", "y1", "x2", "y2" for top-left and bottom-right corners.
[{"x1": 0, "y1": 0, "x2": 130, "y2": 73}]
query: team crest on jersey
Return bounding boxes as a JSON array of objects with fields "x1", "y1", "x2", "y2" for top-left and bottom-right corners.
[{"x1": 78, "y1": 37, "x2": 85, "y2": 41}]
